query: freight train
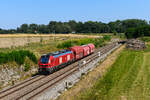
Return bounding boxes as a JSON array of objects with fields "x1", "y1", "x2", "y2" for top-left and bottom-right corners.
[{"x1": 38, "y1": 43, "x2": 95, "y2": 74}]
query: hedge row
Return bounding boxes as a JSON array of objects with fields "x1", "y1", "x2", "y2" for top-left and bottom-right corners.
[
  {"x1": 0, "y1": 50, "x2": 37, "y2": 65},
  {"x1": 57, "y1": 35, "x2": 111, "y2": 49}
]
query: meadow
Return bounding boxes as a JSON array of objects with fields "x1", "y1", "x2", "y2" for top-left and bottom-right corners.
[{"x1": 78, "y1": 44, "x2": 150, "y2": 100}]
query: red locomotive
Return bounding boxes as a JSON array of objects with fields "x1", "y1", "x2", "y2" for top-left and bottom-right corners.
[{"x1": 38, "y1": 43, "x2": 95, "y2": 74}]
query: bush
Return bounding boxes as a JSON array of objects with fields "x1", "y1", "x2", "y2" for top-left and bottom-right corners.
[
  {"x1": 0, "y1": 50, "x2": 37, "y2": 65},
  {"x1": 103, "y1": 35, "x2": 111, "y2": 41},
  {"x1": 24, "y1": 63, "x2": 30, "y2": 72},
  {"x1": 141, "y1": 37, "x2": 150, "y2": 42},
  {"x1": 57, "y1": 40, "x2": 73, "y2": 49},
  {"x1": 113, "y1": 30, "x2": 117, "y2": 36},
  {"x1": 57, "y1": 37, "x2": 110, "y2": 49}
]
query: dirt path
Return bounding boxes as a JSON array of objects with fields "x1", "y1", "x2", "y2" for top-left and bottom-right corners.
[{"x1": 57, "y1": 45, "x2": 125, "y2": 100}]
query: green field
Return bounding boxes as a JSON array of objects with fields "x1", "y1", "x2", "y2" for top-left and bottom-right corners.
[{"x1": 78, "y1": 45, "x2": 150, "y2": 100}]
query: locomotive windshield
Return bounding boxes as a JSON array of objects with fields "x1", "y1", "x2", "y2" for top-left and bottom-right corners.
[{"x1": 40, "y1": 55, "x2": 50, "y2": 64}]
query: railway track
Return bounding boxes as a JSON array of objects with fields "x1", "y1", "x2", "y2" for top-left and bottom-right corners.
[{"x1": 0, "y1": 42, "x2": 120, "y2": 100}]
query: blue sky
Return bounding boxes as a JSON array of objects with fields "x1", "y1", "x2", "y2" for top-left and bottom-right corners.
[{"x1": 0, "y1": 0, "x2": 150, "y2": 29}]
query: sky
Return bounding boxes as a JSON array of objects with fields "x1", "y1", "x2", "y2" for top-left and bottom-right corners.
[{"x1": 0, "y1": 0, "x2": 150, "y2": 29}]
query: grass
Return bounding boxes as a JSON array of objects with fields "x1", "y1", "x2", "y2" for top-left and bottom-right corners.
[
  {"x1": 77, "y1": 44, "x2": 150, "y2": 100},
  {"x1": 141, "y1": 37, "x2": 150, "y2": 42}
]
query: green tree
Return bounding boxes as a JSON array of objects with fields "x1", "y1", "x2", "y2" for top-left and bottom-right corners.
[
  {"x1": 28, "y1": 24, "x2": 38, "y2": 33},
  {"x1": 38, "y1": 24, "x2": 49, "y2": 33},
  {"x1": 68, "y1": 20, "x2": 77, "y2": 33},
  {"x1": 19, "y1": 24, "x2": 29, "y2": 33}
]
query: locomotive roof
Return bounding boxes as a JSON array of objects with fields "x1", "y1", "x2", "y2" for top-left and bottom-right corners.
[{"x1": 42, "y1": 49, "x2": 72, "y2": 57}]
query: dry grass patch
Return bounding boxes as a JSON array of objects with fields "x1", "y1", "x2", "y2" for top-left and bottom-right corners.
[{"x1": 0, "y1": 34, "x2": 101, "y2": 38}]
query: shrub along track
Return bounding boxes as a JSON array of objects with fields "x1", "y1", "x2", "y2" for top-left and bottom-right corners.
[{"x1": 0, "y1": 43, "x2": 119, "y2": 100}]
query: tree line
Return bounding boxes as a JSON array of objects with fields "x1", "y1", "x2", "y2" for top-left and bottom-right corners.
[
  {"x1": 0, "y1": 19, "x2": 149, "y2": 36},
  {"x1": 125, "y1": 25, "x2": 150, "y2": 38}
]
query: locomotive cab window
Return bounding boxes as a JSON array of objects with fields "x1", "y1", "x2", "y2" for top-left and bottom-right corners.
[{"x1": 40, "y1": 55, "x2": 49, "y2": 64}]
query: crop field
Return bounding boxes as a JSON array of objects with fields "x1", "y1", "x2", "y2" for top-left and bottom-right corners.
[
  {"x1": 77, "y1": 45, "x2": 150, "y2": 100},
  {"x1": 0, "y1": 34, "x2": 102, "y2": 48}
]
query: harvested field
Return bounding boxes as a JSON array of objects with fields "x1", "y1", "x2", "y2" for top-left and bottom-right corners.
[
  {"x1": 0, "y1": 36, "x2": 51, "y2": 48},
  {"x1": 0, "y1": 34, "x2": 101, "y2": 48},
  {"x1": 0, "y1": 34, "x2": 101, "y2": 38}
]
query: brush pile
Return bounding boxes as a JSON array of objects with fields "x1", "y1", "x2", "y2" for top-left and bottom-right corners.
[{"x1": 126, "y1": 39, "x2": 146, "y2": 50}]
